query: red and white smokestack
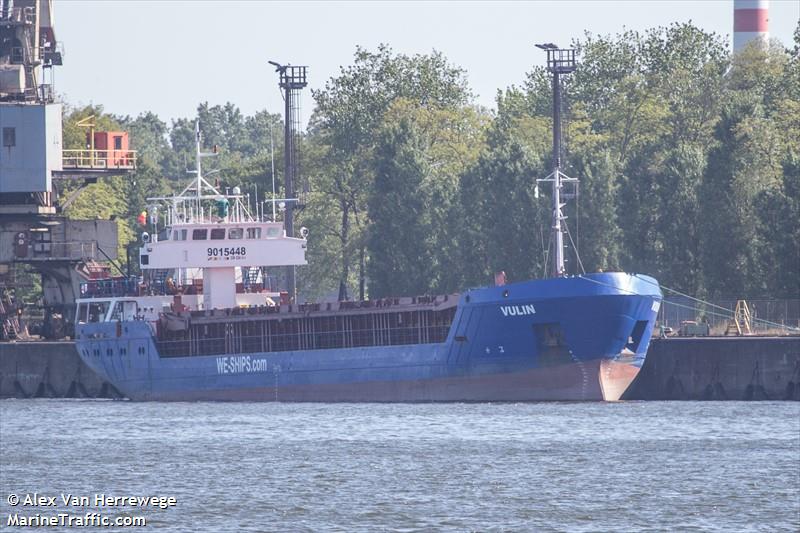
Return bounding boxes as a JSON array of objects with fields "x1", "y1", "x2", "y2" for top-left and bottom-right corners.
[{"x1": 734, "y1": 0, "x2": 769, "y2": 53}]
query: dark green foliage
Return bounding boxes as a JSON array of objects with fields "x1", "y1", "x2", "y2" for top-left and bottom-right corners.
[
  {"x1": 367, "y1": 119, "x2": 431, "y2": 297},
  {"x1": 459, "y1": 127, "x2": 548, "y2": 285},
  {"x1": 572, "y1": 150, "x2": 622, "y2": 274},
  {"x1": 59, "y1": 25, "x2": 800, "y2": 300},
  {"x1": 308, "y1": 44, "x2": 475, "y2": 299}
]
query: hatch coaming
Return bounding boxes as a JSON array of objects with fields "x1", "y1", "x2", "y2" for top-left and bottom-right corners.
[{"x1": 155, "y1": 301, "x2": 460, "y2": 358}]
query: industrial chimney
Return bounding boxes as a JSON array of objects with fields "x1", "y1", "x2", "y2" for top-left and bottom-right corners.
[{"x1": 733, "y1": 0, "x2": 769, "y2": 53}]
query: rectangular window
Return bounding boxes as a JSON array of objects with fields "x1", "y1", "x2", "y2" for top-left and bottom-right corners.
[
  {"x1": 2, "y1": 127, "x2": 15, "y2": 147},
  {"x1": 123, "y1": 301, "x2": 138, "y2": 320},
  {"x1": 266, "y1": 227, "x2": 281, "y2": 238},
  {"x1": 113, "y1": 136, "x2": 123, "y2": 150},
  {"x1": 246, "y1": 227, "x2": 261, "y2": 239},
  {"x1": 88, "y1": 302, "x2": 109, "y2": 323},
  {"x1": 228, "y1": 228, "x2": 244, "y2": 240},
  {"x1": 77, "y1": 303, "x2": 89, "y2": 324},
  {"x1": 210, "y1": 228, "x2": 226, "y2": 240},
  {"x1": 173, "y1": 229, "x2": 188, "y2": 241},
  {"x1": 192, "y1": 229, "x2": 208, "y2": 240}
]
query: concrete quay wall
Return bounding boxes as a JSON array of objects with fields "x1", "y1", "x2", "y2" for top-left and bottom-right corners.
[
  {"x1": 1, "y1": 337, "x2": 799, "y2": 400},
  {"x1": 0, "y1": 342, "x2": 121, "y2": 398},
  {"x1": 625, "y1": 336, "x2": 800, "y2": 401}
]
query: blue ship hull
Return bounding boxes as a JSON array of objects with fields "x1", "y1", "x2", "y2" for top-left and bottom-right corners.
[{"x1": 75, "y1": 273, "x2": 662, "y2": 401}]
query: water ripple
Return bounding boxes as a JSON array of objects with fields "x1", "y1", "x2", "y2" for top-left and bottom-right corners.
[{"x1": 1, "y1": 400, "x2": 798, "y2": 532}]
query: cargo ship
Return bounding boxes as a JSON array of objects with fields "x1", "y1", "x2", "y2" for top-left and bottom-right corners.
[{"x1": 74, "y1": 47, "x2": 662, "y2": 401}]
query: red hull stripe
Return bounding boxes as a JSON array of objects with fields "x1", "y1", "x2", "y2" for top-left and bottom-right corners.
[{"x1": 734, "y1": 9, "x2": 769, "y2": 32}]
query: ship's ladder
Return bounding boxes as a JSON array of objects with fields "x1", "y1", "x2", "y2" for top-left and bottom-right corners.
[
  {"x1": 245, "y1": 267, "x2": 261, "y2": 290},
  {"x1": 725, "y1": 300, "x2": 753, "y2": 336}
]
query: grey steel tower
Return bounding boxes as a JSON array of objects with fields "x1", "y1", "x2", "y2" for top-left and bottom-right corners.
[
  {"x1": 269, "y1": 61, "x2": 307, "y2": 302},
  {"x1": 536, "y1": 44, "x2": 577, "y2": 278}
]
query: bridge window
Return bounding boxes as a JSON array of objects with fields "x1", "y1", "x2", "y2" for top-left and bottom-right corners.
[
  {"x1": 246, "y1": 227, "x2": 261, "y2": 239},
  {"x1": 266, "y1": 227, "x2": 281, "y2": 238},
  {"x1": 88, "y1": 301, "x2": 110, "y2": 323},
  {"x1": 173, "y1": 229, "x2": 187, "y2": 241},
  {"x1": 210, "y1": 228, "x2": 226, "y2": 240},
  {"x1": 228, "y1": 228, "x2": 244, "y2": 240},
  {"x1": 192, "y1": 229, "x2": 208, "y2": 240}
]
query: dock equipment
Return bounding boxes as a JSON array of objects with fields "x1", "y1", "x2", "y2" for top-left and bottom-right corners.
[
  {"x1": 726, "y1": 300, "x2": 753, "y2": 336},
  {"x1": 1, "y1": 0, "x2": 135, "y2": 337}
]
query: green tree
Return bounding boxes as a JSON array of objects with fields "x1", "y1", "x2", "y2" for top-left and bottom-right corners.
[
  {"x1": 368, "y1": 118, "x2": 432, "y2": 297},
  {"x1": 458, "y1": 119, "x2": 549, "y2": 285},
  {"x1": 308, "y1": 44, "x2": 473, "y2": 299}
]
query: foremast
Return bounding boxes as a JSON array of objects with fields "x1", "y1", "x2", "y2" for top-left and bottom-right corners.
[{"x1": 536, "y1": 45, "x2": 578, "y2": 278}]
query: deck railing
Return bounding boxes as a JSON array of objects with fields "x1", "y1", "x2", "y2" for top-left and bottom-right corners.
[
  {"x1": 29, "y1": 241, "x2": 98, "y2": 261},
  {"x1": 62, "y1": 149, "x2": 137, "y2": 170},
  {"x1": 659, "y1": 297, "x2": 800, "y2": 333}
]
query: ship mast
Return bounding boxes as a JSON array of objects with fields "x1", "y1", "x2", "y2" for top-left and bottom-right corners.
[
  {"x1": 536, "y1": 44, "x2": 577, "y2": 278},
  {"x1": 196, "y1": 121, "x2": 202, "y2": 201}
]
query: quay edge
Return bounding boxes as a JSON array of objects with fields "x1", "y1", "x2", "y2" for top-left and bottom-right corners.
[
  {"x1": 623, "y1": 336, "x2": 800, "y2": 401},
  {"x1": 2, "y1": 336, "x2": 799, "y2": 401},
  {"x1": 0, "y1": 342, "x2": 122, "y2": 399}
]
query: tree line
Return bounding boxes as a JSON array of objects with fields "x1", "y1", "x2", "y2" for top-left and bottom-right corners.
[{"x1": 61, "y1": 22, "x2": 800, "y2": 301}]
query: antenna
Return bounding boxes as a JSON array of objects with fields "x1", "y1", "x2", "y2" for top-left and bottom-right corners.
[
  {"x1": 535, "y1": 44, "x2": 578, "y2": 278},
  {"x1": 269, "y1": 60, "x2": 308, "y2": 302}
]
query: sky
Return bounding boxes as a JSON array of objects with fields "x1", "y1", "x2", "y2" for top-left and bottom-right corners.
[{"x1": 56, "y1": 1, "x2": 799, "y2": 126}]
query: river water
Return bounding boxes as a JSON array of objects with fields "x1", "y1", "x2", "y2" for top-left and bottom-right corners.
[{"x1": 1, "y1": 400, "x2": 798, "y2": 532}]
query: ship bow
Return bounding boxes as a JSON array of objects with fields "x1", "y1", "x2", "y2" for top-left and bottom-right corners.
[{"x1": 598, "y1": 357, "x2": 641, "y2": 401}]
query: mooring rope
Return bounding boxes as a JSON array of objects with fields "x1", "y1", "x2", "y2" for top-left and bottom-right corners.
[{"x1": 575, "y1": 273, "x2": 799, "y2": 333}]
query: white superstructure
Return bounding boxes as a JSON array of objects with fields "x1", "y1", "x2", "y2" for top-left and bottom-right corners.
[{"x1": 75, "y1": 121, "x2": 307, "y2": 327}]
